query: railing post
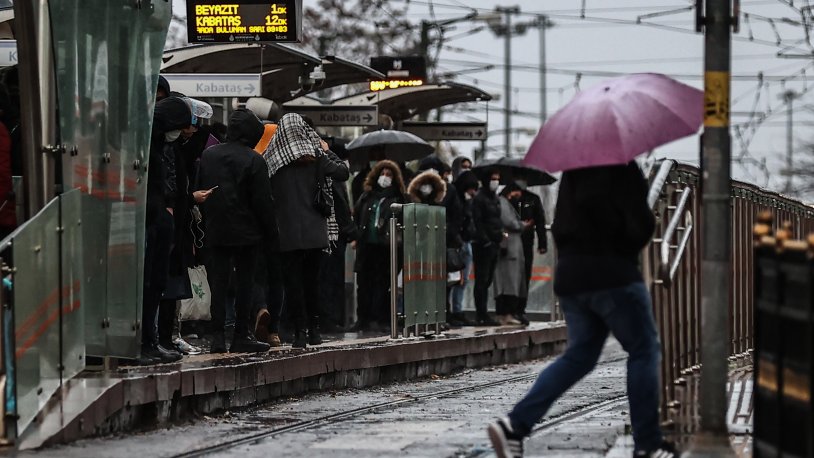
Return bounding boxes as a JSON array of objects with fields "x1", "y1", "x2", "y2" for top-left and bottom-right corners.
[{"x1": 389, "y1": 204, "x2": 403, "y2": 340}]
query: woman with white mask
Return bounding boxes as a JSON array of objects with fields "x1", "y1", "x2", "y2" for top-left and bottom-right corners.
[{"x1": 352, "y1": 160, "x2": 407, "y2": 333}]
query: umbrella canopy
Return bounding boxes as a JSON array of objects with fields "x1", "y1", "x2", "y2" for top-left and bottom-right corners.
[
  {"x1": 523, "y1": 73, "x2": 703, "y2": 173},
  {"x1": 473, "y1": 157, "x2": 557, "y2": 186},
  {"x1": 346, "y1": 129, "x2": 435, "y2": 168}
]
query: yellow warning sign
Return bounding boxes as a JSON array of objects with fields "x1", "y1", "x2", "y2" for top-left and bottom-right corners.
[{"x1": 704, "y1": 71, "x2": 730, "y2": 127}]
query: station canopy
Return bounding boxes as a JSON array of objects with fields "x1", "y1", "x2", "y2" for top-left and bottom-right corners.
[
  {"x1": 161, "y1": 43, "x2": 384, "y2": 103},
  {"x1": 286, "y1": 82, "x2": 492, "y2": 122}
]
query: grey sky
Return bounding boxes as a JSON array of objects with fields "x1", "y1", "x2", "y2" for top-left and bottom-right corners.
[{"x1": 173, "y1": 0, "x2": 814, "y2": 194}]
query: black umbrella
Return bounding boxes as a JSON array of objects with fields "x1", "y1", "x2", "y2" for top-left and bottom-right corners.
[
  {"x1": 346, "y1": 129, "x2": 435, "y2": 169},
  {"x1": 473, "y1": 157, "x2": 557, "y2": 186}
]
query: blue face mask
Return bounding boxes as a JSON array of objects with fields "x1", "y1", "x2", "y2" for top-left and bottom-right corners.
[{"x1": 191, "y1": 114, "x2": 198, "y2": 125}]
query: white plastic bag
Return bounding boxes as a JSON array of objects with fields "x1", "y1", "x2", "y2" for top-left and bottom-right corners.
[{"x1": 179, "y1": 265, "x2": 211, "y2": 321}]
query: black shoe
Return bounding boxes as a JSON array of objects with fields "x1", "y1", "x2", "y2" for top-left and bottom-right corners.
[
  {"x1": 515, "y1": 313, "x2": 530, "y2": 326},
  {"x1": 210, "y1": 333, "x2": 227, "y2": 354},
  {"x1": 230, "y1": 333, "x2": 271, "y2": 353},
  {"x1": 308, "y1": 327, "x2": 323, "y2": 346},
  {"x1": 292, "y1": 332, "x2": 307, "y2": 349},
  {"x1": 136, "y1": 349, "x2": 161, "y2": 366},
  {"x1": 487, "y1": 417, "x2": 524, "y2": 458},
  {"x1": 142, "y1": 344, "x2": 183, "y2": 363},
  {"x1": 477, "y1": 315, "x2": 500, "y2": 326},
  {"x1": 633, "y1": 441, "x2": 677, "y2": 458}
]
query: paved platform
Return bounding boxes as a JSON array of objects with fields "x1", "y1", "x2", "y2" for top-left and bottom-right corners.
[{"x1": 15, "y1": 322, "x2": 567, "y2": 450}]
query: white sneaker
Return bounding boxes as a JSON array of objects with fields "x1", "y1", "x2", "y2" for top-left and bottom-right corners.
[
  {"x1": 499, "y1": 315, "x2": 522, "y2": 326},
  {"x1": 173, "y1": 337, "x2": 202, "y2": 355},
  {"x1": 488, "y1": 417, "x2": 524, "y2": 458}
]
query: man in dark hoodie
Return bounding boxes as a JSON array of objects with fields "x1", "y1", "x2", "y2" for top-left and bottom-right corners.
[
  {"x1": 470, "y1": 168, "x2": 503, "y2": 326},
  {"x1": 197, "y1": 109, "x2": 277, "y2": 354},
  {"x1": 488, "y1": 162, "x2": 672, "y2": 458},
  {"x1": 142, "y1": 96, "x2": 193, "y2": 364}
]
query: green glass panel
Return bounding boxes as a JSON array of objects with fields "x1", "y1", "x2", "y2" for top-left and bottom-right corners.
[
  {"x1": 433, "y1": 206, "x2": 446, "y2": 325},
  {"x1": 12, "y1": 199, "x2": 61, "y2": 433},
  {"x1": 49, "y1": 1, "x2": 172, "y2": 357},
  {"x1": 402, "y1": 205, "x2": 417, "y2": 328},
  {"x1": 414, "y1": 205, "x2": 429, "y2": 326},
  {"x1": 60, "y1": 190, "x2": 85, "y2": 380}
]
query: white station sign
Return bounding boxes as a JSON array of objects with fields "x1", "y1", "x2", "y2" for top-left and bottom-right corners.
[{"x1": 161, "y1": 73, "x2": 262, "y2": 98}]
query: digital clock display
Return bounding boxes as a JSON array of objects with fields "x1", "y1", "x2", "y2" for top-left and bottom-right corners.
[{"x1": 186, "y1": 0, "x2": 302, "y2": 44}]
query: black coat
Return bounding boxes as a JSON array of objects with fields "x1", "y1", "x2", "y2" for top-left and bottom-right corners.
[
  {"x1": 332, "y1": 180, "x2": 356, "y2": 243},
  {"x1": 147, "y1": 97, "x2": 190, "y2": 225},
  {"x1": 472, "y1": 187, "x2": 503, "y2": 246},
  {"x1": 552, "y1": 161, "x2": 655, "y2": 296},
  {"x1": 516, "y1": 189, "x2": 548, "y2": 252},
  {"x1": 197, "y1": 109, "x2": 277, "y2": 248}
]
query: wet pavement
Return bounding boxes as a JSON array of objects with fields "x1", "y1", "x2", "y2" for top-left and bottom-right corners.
[{"x1": 24, "y1": 340, "x2": 629, "y2": 458}]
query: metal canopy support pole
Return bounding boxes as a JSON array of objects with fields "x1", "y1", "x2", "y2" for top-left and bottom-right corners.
[
  {"x1": 13, "y1": 1, "x2": 46, "y2": 219},
  {"x1": 689, "y1": 0, "x2": 737, "y2": 455},
  {"x1": 783, "y1": 90, "x2": 796, "y2": 194},
  {"x1": 538, "y1": 15, "x2": 547, "y2": 126}
]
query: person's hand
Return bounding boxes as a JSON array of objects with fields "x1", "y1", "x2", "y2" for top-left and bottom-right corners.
[
  {"x1": 538, "y1": 248, "x2": 547, "y2": 255},
  {"x1": 523, "y1": 219, "x2": 534, "y2": 228},
  {"x1": 166, "y1": 207, "x2": 174, "y2": 216},
  {"x1": 351, "y1": 241, "x2": 357, "y2": 250},
  {"x1": 319, "y1": 139, "x2": 330, "y2": 152},
  {"x1": 193, "y1": 189, "x2": 213, "y2": 203},
  {"x1": 503, "y1": 232, "x2": 509, "y2": 240}
]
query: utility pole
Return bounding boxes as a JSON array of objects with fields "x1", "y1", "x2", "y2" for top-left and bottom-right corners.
[
  {"x1": 538, "y1": 15, "x2": 550, "y2": 125},
  {"x1": 500, "y1": 7, "x2": 515, "y2": 157},
  {"x1": 783, "y1": 90, "x2": 797, "y2": 194},
  {"x1": 690, "y1": 0, "x2": 737, "y2": 454}
]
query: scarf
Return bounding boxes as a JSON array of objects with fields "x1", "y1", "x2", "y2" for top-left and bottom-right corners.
[{"x1": 263, "y1": 113, "x2": 321, "y2": 176}]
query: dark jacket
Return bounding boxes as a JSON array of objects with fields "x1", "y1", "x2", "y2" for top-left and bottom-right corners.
[
  {"x1": 198, "y1": 109, "x2": 276, "y2": 247},
  {"x1": 333, "y1": 179, "x2": 356, "y2": 243},
  {"x1": 454, "y1": 171, "x2": 479, "y2": 242},
  {"x1": 147, "y1": 97, "x2": 191, "y2": 225},
  {"x1": 517, "y1": 189, "x2": 548, "y2": 252},
  {"x1": 472, "y1": 177, "x2": 503, "y2": 246},
  {"x1": 270, "y1": 152, "x2": 349, "y2": 252},
  {"x1": 552, "y1": 161, "x2": 655, "y2": 296},
  {"x1": 353, "y1": 160, "x2": 407, "y2": 248}
]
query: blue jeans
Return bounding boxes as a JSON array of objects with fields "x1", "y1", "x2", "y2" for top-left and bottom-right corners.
[
  {"x1": 449, "y1": 243, "x2": 472, "y2": 313},
  {"x1": 508, "y1": 282, "x2": 663, "y2": 452}
]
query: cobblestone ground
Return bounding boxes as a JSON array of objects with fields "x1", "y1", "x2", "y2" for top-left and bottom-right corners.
[{"x1": 24, "y1": 341, "x2": 631, "y2": 458}]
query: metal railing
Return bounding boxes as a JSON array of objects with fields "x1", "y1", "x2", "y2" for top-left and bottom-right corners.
[
  {"x1": 645, "y1": 160, "x2": 814, "y2": 416},
  {"x1": 389, "y1": 203, "x2": 447, "y2": 338}
]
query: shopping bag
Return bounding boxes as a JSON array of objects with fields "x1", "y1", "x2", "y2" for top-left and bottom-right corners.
[{"x1": 179, "y1": 265, "x2": 211, "y2": 321}]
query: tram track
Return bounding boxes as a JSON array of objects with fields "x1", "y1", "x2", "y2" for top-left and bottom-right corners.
[{"x1": 171, "y1": 355, "x2": 629, "y2": 458}]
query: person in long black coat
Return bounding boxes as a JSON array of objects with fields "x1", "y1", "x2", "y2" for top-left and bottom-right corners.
[
  {"x1": 514, "y1": 183, "x2": 548, "y2": 325},
  {"x1": 352, "y1": 160, "x2": 407, "y2": 332},
  {"x1": 264, "y1": 113, "x2": 349, "y2": 348},
  {"x1": 197, "y1": 109, "x2": 277, "y2": 354},
  {"x1": 470, "y1": 168, "x2": 503, "y2": 326}
]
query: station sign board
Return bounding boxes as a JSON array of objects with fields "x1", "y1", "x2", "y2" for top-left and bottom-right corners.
[
  {"x1": 162, "y1": 73, "x2": 262, "y2": 97},
  {"x1": 401, "y1": 121, "x2": 488, "y2": 141},
  {"x1": 0, "y1": 40, "x2": 17, "y2": 67},
  {"x1": 369, "y1": 56, "x2": 427, "y2": 92},
  {"x1": 186, "y1": 0, "x2": 303, "y2": 44},
  {"x1": 283, "y1": 105, "x2": 378, "y2": 126}
]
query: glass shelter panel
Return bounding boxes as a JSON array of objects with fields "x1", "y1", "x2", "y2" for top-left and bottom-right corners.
[
  {"x1": 49, "y1": 0, "x2": 172, "y2": 357},
  {"x1": 60, "y1": 190, "x2": 85, "y2": 381},
  {"x1": 11, "y1": 200, "x2": 60, "y2": 434},
  {"x1": 431, "y1": 206, "x2": 446, "y2": 325},
  {"x1": 402, "y1": 205, "x2": 418, "y2": 328}
]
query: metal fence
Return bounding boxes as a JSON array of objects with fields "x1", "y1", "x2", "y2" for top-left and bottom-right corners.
[
  {"x1": 389, "y1": 203, "x2": 447, "y2": 338},
  {"x1": 644, "y1": 160, "x2": 814, "y2": 417}
]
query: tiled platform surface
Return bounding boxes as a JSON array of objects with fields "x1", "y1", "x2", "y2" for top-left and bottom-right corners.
[{"x1": 17, "y1": 322, "x2": 567, "y2": 450}]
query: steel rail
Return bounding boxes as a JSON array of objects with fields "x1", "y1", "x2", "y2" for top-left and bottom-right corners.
[{"x1": 171, "y1": 357, "x2": 628, "y2": 458}]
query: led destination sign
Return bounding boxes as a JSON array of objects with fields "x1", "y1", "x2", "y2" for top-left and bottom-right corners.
[{"x1": 187, "y1": 0, "x2": 302, "y2": 43}]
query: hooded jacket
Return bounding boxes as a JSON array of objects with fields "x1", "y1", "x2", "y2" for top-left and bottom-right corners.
[
  {"x1": 407, "y1": 170, "x2": 447, "y2": 205},
  {"x1": 552, "y1": 161, "x2": 655, "y2": 295},
  {"x1": 147, "y1": 96, "x2": 191, "y2": 225},
  {"x1": 353, "y1": 160, "x2": 406, "y2": 247},
  {"x1": 197, "y1": 109, "x2": 277, "y2": 247},
  {"x1": 451, "y1": 156, "x2": 472, "y2": 180},
  {"x1": 471, "y1": 171, "x2": 503, "y2": 246}
]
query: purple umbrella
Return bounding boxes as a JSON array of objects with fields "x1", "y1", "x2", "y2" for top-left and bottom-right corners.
[{"x1": 523, "y1": 73, "x2": 703, "y2": 173}]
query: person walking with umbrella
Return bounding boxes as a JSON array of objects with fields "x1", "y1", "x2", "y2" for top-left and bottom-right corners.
[{"x1": 487, "y1": 73, "x2": 702, "y2": 458}]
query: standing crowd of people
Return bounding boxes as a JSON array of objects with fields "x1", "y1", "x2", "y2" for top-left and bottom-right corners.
[{"x1": 140, "y1": 77, "x2": 551, "y2": 364}]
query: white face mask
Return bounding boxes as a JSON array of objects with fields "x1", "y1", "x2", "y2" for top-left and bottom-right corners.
[
  {"x1": 489, "y1": 180, "x2": 500, "y2": 192},
  {"x1": 464, "y1": 193, "x2": 473, "y2": 201},
  {"x1": 419, "y1": 184, "x2": 433, "y2": 196},
  {"x1": 165, "y1": 130, "x2": 182, "y2": 142},
  {"x1": 378, "y1": 175, "x2": 393, "y2": 189},
  {"x1": 445, "y1": 174, "x2": 452, "y2": 184}
]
